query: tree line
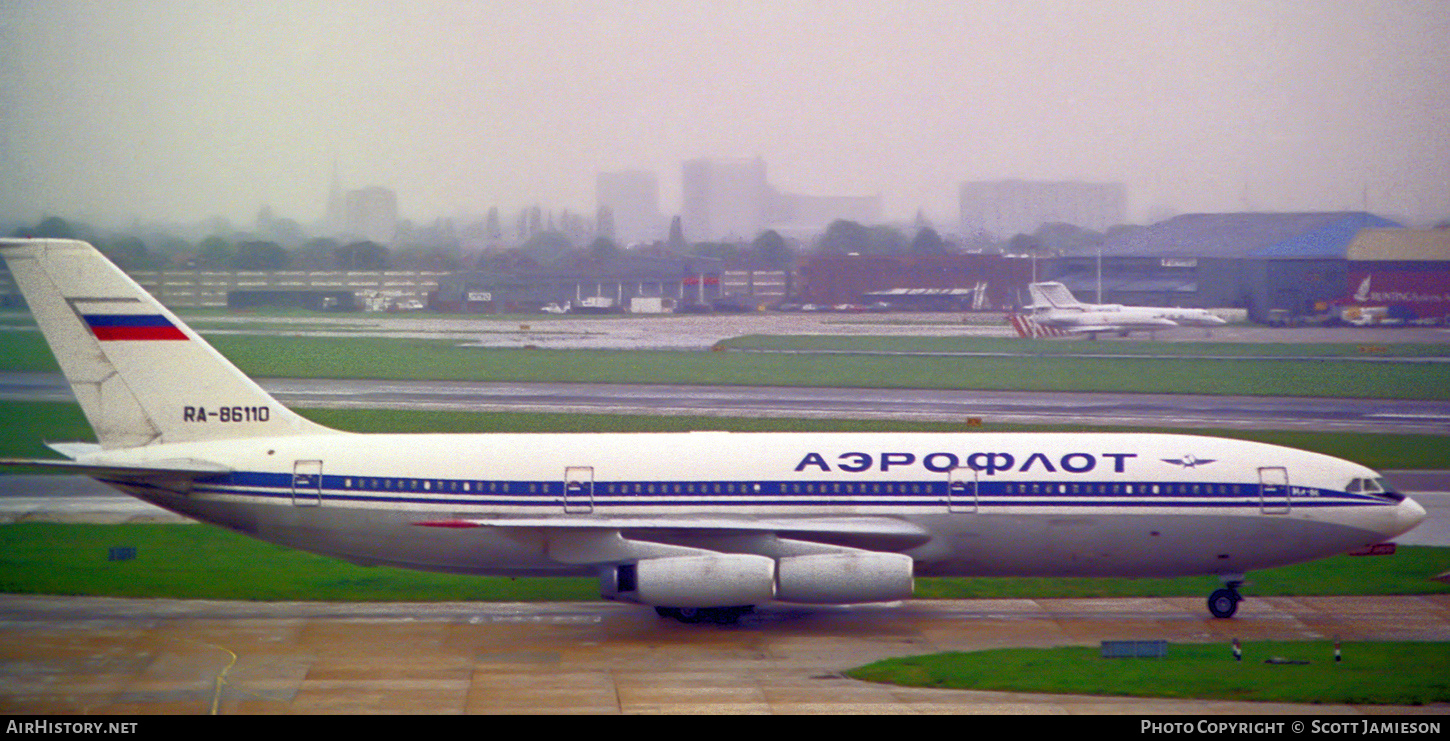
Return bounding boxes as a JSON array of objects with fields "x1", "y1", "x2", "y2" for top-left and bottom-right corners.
[
  {"x1": 8, "y1": 212, "x2": 1130, "y2": 276},
  {"x1": 8, "y1": 217, "x2": 455, "y2": 272}
]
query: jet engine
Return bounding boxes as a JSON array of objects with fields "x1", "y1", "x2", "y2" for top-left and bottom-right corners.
[
  {"x1": 611, "y1": 554, "x2": 777, "y2": 607},
  {"x1": 603, "y1": 551, "x2": 914, "y2": 608},
  {"x1": 775, "y1": 552, "x2": 915, "y2": 604}
]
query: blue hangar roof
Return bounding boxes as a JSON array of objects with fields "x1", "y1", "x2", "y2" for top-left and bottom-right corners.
[{"x1": 1093, "y1": 212, "x2": 1403, "y2": 259}]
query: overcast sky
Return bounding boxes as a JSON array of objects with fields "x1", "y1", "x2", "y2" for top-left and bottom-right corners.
[{"x1": 2, "y1": 0, "x2": 1447, "y2": 230}]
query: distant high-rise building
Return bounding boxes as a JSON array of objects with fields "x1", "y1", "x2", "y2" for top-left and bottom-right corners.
[
  {"x1": 325, "y1": 162, "x2": 345, "y2": 235},
  {"x1": 596, "y1": 170, "x2": 661, "y2": 246},
  {"x1": 344, "y1": 186, "x2": 398, "y2": 245},
  {"x1": 960, "y1": 180, "x2": 1126, "y2": 239},
  {"x1": 324, "y1": 165, "x2": 399, "y2": 245},
  {"x1": 682, "y1": 157, "x2": 771, "y2": 242}
]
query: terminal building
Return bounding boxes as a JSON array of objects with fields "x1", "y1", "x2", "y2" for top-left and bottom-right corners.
[
  {"x1": 796, "y1": 253, "x2": 1033, "y2": 310},
  {"x1": 432, "y1": 253, "x2": 724, "y2": 313}
]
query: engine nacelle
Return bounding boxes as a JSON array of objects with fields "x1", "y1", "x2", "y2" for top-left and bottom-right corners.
[
  {"x1": 605, "y1": 554, "x2": 777, "y2": 607},
  {"x1": 775, "y1": 552, "x2": 915, "y2": 604}
]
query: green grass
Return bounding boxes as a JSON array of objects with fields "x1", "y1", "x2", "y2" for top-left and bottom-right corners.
[
  {"x1": 0, "y1": 523, "x2": 595, "y2": 601},
  {"x1": 0, "y1": 523, "x2": 1443, "y2": 602},
  {"x1": 3, "y1": 329, "x2": 1449, "y2": 399},
  {"x1": 846, "y1": 642, "x2": 1450, "y2": 705},
  {"x1": 915, "y1": 547, "x2": 1450, "y2": 599}
]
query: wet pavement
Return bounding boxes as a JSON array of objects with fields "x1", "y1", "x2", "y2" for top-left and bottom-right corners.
[{"x1": 1, "y1": 594, "x2": 1447, "y2": 715}]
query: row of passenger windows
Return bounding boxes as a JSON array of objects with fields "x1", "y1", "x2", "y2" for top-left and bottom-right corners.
[
  {"x1": 1004, "y1": 483, "x2": 1250, "y2": 495},
  {"x1": 330, "y1": 478, "x2": 1254, "y2": 497},
  {"x1": 340, "y1": 478, "x2": 520, "y2": 493}
]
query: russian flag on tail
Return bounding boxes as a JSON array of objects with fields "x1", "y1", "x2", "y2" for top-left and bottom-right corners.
[{"x1": 82, "y1": 314, "x2": 188, "y2": 341}]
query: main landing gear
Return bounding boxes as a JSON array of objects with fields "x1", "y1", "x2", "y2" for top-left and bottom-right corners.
[
  {"x1": 655, "y1": 605, "x2": 754, "y2": 625},
  {"x1": 1207, "y1": 581, "x2": 1244, "y2": 619}
]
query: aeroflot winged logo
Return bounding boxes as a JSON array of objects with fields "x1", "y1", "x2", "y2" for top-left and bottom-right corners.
[
  {"x1": 1160, "y1": 454, "x2": 1216, "y2": 468},
  {"x1": 82, "y1": 314, "x2": 188, "y2": 341}
]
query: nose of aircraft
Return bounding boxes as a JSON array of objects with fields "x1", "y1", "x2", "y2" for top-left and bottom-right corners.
[{"x1": 1388, "y1": 495, "x2": 1429, "y2": 539}]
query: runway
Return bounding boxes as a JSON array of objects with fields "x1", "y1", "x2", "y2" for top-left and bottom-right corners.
[
  {"x1": 6, "y1": 372, "x2": 1450, "y2": 434},
  {"x1": 2, "y1": 594, "x2": 1447, "y2": 714}
]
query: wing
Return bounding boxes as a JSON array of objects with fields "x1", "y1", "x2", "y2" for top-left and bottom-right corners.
[
  {"x1": 1064, "y1": 324, "x2": 1129, "y2": 334},
  {"x1": 413, "y1": 515, "x2": 930, "y2": 560},
  {"x1": 414, "y1": 514, "x2": 927, "y2": 605}
]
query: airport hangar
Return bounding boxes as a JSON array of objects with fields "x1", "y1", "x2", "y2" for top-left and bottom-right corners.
[
  {"x1": 1045, "y1": 212, "x2": 1450, "y2": 324},
  {"x1": 792, "y1": 212, "x2": 1450, "y2": 323}
]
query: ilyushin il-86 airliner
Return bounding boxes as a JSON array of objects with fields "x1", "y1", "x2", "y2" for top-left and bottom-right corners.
[{"x1": 0, "y1": 239, "x2": 1427, "y2": 623}]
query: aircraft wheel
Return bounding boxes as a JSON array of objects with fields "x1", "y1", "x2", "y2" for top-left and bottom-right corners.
[
  {"x1": 654, "y1": 607, "x2": 679, "y2": 619},
  {"x1": 675, "y1": 607, "x2": 704, "y2": 624},
  {"x1": 1207, "y1": 588, "x2": 1240, "y2": 619}
]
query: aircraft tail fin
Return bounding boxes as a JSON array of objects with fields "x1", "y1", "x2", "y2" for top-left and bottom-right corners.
[
  {"x1": 0, "y1": 238, "x2": 332, "y2": 449},
  {"x1": 1027, "y1": 281, "x2": 1082, "y2": 310}
]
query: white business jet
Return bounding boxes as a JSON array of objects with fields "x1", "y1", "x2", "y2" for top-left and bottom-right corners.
[
  {"x1": 0, "y1": 240, "x2": 1424, "y2": 622},
  {"x1": 1013, "y1": 281, "x2": 1228, "y2": 339}
]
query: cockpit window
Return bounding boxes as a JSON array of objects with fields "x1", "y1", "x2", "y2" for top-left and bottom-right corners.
[
  {"x1": 1373, "y1": 477, "x2": 1406, "y2": 502},
  {"x1": 1350, "y1": 477, "x2": 1405, "y2": 501}
]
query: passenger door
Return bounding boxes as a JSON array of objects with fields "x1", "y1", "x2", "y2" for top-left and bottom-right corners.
[
  {"x1": 947, "y1": 467, "x2": 978, "y2": 513},
  {"x1": 292, "y1": 460, "x2": 322, "y2": 507},
  {"x1": 564, "y1": 466, "x2": 594, "y2": 514},
  {"x1": 1258, "y1": 466, "x2": 1290, "y2": 514}
]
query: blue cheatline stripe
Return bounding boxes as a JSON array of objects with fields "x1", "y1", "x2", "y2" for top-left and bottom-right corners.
[
  {"x1": 168, "y1": 485, "x2": 1383, "y2": 511},
  {"x1": 135, "y1": 470, "x2": 1392, "y2": 511}
]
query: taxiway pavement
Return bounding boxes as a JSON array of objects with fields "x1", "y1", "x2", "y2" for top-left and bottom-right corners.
[
  {"x1": 1, "y1": 594, "x2": 1447, "y2": 715},
  {"x1": 6, "y1": 372, "x2": 1450, "y2": 434}
]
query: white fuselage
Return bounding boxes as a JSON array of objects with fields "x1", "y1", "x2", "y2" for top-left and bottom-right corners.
[
  {"x1": 1025, "y1": 281, "x2": 1228, "y2": 335},
  {"x1": 83, "y1": 430, "x2": 1424, "y2": 581},
  {"x1": 1033, "y1": 305, "x2": 1226, "y2": 332}
]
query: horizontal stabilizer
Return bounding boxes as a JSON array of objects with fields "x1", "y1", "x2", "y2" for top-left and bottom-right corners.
[
  {"x1": 45, "y1": 442, "x2": 102, "y2": 460},
  {"x1": 0, "y1": 457, "x2": 231, "y2": 481}
]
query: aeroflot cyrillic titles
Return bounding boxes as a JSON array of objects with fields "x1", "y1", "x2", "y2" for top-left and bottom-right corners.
[{"x1": 794, "y1": 451, "x2": 1137, "y2": 474}]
